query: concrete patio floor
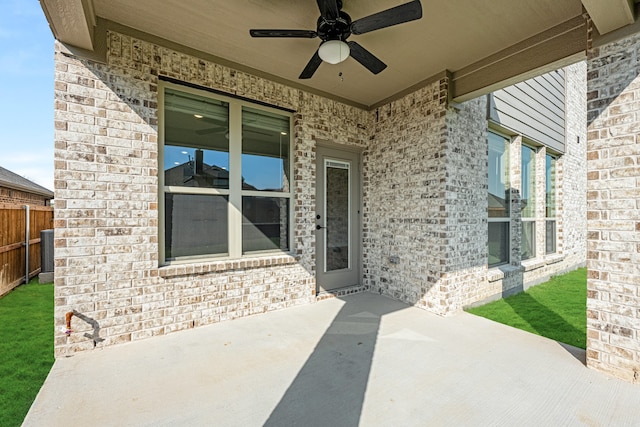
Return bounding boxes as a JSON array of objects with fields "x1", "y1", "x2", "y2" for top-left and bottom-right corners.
[{"x1": 24, "y1": 292, "x2": 640, "y2": 426}]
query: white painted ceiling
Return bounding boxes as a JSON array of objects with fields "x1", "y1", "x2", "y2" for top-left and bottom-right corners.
[{"x1": 91, "y1": 0, "x2": 584, "y2": 106}]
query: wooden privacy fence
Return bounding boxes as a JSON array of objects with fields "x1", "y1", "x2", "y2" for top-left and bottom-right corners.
[{"x1": 0, "y1": 203, "x2": 54, "y2": 297}]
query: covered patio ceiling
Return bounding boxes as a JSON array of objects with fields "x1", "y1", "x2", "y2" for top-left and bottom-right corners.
[{"x1": 41, "y1": 0, "x2": 637, "y2": 109}]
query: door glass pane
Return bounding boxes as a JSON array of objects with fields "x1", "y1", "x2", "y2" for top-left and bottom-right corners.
[
  {"x1": 325, "y1": 161, "x2": 350, "y2": 272},
  {"x1": 242, "y1": 196, "x2": 289, "y2": 253},
  {"x1": 241, "y1": 107, "x2": 290, "y2": 191},
  {"x1": 165, "y1": 193, "x2": 228, "y2": 259},
  {"x1": 164, "y1": 89, "x2": 229, "y2": 189}
]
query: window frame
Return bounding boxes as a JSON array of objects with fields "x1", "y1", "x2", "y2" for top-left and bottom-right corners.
[
  {"x1": 158, "y1": 81, "x2": 294, "y2": 265},
  {"x1": 487, "y1": 130, "x2": 511, "y2": 268}
]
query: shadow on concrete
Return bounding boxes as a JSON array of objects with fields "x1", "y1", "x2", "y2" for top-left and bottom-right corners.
[
  {"x1": 264, "y1": 295, "x2": 405, "y2": 427},
  {"x1": 504, "y1": 293, "x2": 585, "y2": 364}
]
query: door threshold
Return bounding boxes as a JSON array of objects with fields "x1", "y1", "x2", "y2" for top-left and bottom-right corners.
[{"x1": 316, "y1": 284, "x2": 369, "y2": 301}]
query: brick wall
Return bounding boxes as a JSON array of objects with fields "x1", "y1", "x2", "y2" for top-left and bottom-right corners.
[
  {"x1": 560, "y1": 61, "x2": 589, "y2": 270},
  {"x1": 54, "y1": 29, "x2": 588, "y2": 356},
  {"x1": 436, "y1": 95, "x2": 489, "y2": 311},
  {"x1": 363, "y1": 80, "x2": 451, "y2": 311},
  {"x1": 586, "y1": 33, "x2": 640, "y2": 383},
  {"x1": 0, "y1": 187, "x2": 51, "y2": 206},
  {"x1": 53, "y1": 32, "x2": 370, "y2": 356},
  {"x1": 362, "y1": 79, "x2": 488, "y2": 314}
]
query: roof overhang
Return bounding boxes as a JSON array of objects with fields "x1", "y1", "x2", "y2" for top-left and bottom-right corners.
[
  {"x1": 582, "y1": 0, "x2": 635, "y2": 34},
  {"x1": 40, "y1": 0, "x2": 96, "y2": 51},
  {"x1": 40, "y1": 0, "x2": 640, "y2": 109}
]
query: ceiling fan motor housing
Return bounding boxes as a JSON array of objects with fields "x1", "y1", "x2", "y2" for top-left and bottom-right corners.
[{"x1": 317, "y1": 11, "x2": 352, "y2": 42}]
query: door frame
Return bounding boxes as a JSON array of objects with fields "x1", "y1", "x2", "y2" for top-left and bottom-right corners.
[{"x1": 315, "y1": 141, "x2": 363, "y2": 294}]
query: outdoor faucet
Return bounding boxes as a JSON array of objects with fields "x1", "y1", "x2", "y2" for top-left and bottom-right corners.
[{"x1": 64, "y1": 311, "x2": 74, "y2": 335}]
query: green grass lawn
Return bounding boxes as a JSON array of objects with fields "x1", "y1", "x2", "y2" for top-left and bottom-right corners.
[
  {"x1": 0, "y1": 279, "x2": 54, "y2": 427},
  {"x1": 466, "y1": 268, "x2": 587, "y2": 349}
]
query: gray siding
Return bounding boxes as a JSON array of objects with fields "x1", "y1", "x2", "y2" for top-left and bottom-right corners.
[{"x1": 489, "y1": 69, "x2": 565, "y2": 153}]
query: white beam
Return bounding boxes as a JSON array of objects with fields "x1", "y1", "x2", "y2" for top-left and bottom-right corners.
[
  {"x1": 40, "y1": 0, "x2": 96, "y2": 51},
  {"x1": 582, "y1": 0, "x2": 635, "y2": 35},
  {"x1": 452, "y1": 15, "x2": 587, "y2": 102}
]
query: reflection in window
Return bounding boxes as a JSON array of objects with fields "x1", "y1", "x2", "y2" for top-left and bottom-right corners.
[
  {"x1": 545, "y1": 155, "x2": 556, "y2": 217},
  {"x1": 521, "y1": 145, "x2": 536, "y2": 260},
  {"x1": 161, "y1": 85, "x2": 292, "y2": 263},
  {"x1": 488, "y1": 222, "x2": 509, "y2": 267},
  {"x1": 164, "y1": 89, "x2": 229, "y2": 189},
  {"x1": 521, "y1": 145, "x2": 536, "y2": 218},
  {"x1": 546, "y1": 154, "x2": 557, "y2": 254},
  {"x1": 164, "y1": 146, "x2": 230, "y2": 188},
  {"x1": 242, "y1": 107, "x2": 290, "y2": 192},
  {"x1": 546, "y1": 220, "x2": 556, "y2": 254},
  {"x1": 165, "y1": 194, "x2": 228, "y2": 259},
  {"x1": 242, "y1": 197, "x2": 289, "y2": 253},
  {"x1": 522, "y1": 221, "x2": 535, "y2": 260},
  {"x1": 488, "y1": 132, "x2": 510, "y2": 218},
  {"x1": 326, "y1": 163, "x2": 350, "y2": 272},
  {"x1": 488, "y1": 131, "x2": 510, "y2": 267}
]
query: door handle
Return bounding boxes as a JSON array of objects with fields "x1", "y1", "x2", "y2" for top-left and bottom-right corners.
[{"x1": 316, "y1": 224, "x2": 326, "y2": 230}]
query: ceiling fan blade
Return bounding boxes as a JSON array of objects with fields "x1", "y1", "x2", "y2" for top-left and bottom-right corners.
[
  {"x1": 347, "y1": 41, "x2": 387, "y2": 74},
  {"x1": 195, "y1": 128, "x2": 225, "y2": 136},
  {"x1": 351, "y1": 0, "x2": 422, "y2": 35},
  {"x1": 250, "y1": 29, "x2": 318, "y2": 38},
  {"x1": 316, "y1": 0, "x2": 340, "y2": 20},
  {"x1": 299, "y1": 49, "x2": 323, "y2": 79}
]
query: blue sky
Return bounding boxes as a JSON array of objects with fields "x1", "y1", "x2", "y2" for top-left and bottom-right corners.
[
  {"x1": 0, "y1": 3, "x2": 287, "y2": 192},
  {"x1": 0, "y1": 0, "x2": 54, "y2": 191}
]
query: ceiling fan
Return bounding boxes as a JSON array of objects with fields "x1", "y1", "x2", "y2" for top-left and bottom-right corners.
[
  {"x1": 195, "y1": 116, "x2": 228, "y2": 135},
  {"x1": 249, "y1": 0, "x2": 423, "y2": 79}
]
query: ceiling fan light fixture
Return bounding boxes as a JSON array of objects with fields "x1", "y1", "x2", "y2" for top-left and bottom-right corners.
[{"x1": 318, "y1": 40, "x2": 350, "y2": 64}]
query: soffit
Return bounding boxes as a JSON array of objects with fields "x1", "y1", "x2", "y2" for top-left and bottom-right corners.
[
  {"x1": 582, "y1": 0, "x2": 634, "y2": 35},
  {"x1": 51, "y1": 1, "x2": 618, "y2": 107}
]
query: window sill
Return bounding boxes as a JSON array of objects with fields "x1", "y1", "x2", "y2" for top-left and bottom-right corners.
[
  {"x1": 159, "y1": 253, "x2": 299, "y2": 278},
  {"x1": 545, "y1": 253, "x2": 564, "y2": 265},
  {"x1": 520, "y1": 253, "x2": 565, "y2": 272},
  {"x1": 521, "y1": 258, "x2": 545, "y2": 272},
  {"x1": 487, "y1": 264, "x2": 523, "y2": 282}
]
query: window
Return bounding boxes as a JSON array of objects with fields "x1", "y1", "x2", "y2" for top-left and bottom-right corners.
[
  {"x1": 521, "y1": 145, "x2": 536, "y2": 260},
  {"x1": 241, "y1": 107, "x2": 291, "y2": 253},
  {"x1": 160, "y1": 84, "x2": 292, "y2": 262},
  {"x1": 545, "y1": 154, "x2": 557, "y2": 254},
  {"x1": 488, "y1": 131, "x2": 510, "y2": 267}
]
